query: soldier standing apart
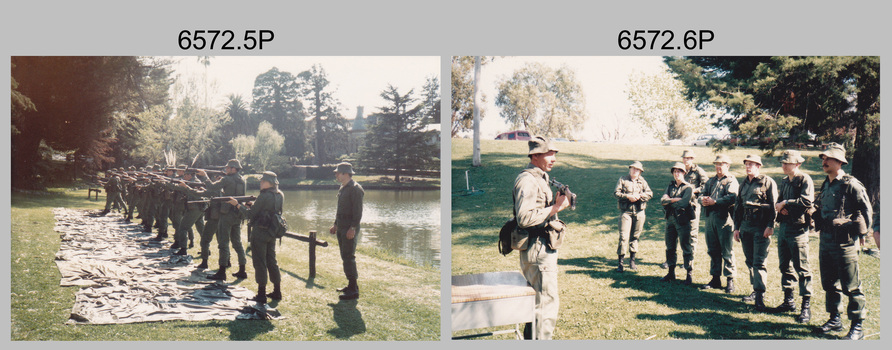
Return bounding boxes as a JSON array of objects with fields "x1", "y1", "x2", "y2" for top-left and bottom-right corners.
[
  {"x1": 733, "y1": 155, "x2": 778, "y2": 312},
  {"x1": 513, "y1": 136, "x2": 570, "y2": 340},
  {"x1": 699, "y1": 155, "x2": 739, "y2": 293},
  {"x1": 197, "y1": 159, "x2": 248, "y2": 281},
  {"x1": 613, "y1": 161, "x2": 653, "y2": 272},
  {"x1": 329, "y1": 162, "x2": 364, "y2": 301},
  {"x1": 812, "y1": 143, "x2": 872, "y2": 340},
  {"x1": 768, "y1": 150, "x2": 815, "y2": 323},
  {"x1": 660, "y1": 162, "x2": 696, "y2": 284},
  {"x1": 100, "y1": 172, "x2": 125, "y2": 216},
  {"x1": 228, "y1": 171, "x2": 283, "y2": 305}
]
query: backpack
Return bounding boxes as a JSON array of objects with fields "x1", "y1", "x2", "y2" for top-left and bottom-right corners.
[
  {"x1": 270, "y1": 191, "x2": 287, "y2": 239},
  {"x1": 498, "y1": 218, "x2": 517, "y2": 255}
]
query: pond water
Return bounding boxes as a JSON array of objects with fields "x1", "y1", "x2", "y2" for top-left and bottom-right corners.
[{"x1": 280, "y1": 189, "x2": 441, "y2": 268}]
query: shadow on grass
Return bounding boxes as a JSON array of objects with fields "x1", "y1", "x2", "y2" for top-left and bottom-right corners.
[
  {"x1": 226, "y1": 319, "x2": 275, "y2": 340},
  {"x1": 562, "y1": 255, "x2": 821, "y2": 339},
  {"x1": 327, "y1": 299, "x2": 366, "y2": 339}
]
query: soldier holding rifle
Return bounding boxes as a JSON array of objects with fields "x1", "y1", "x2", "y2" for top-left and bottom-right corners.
[{"x1": 195, "y1": 159, "x2": 248, "y2": 281}]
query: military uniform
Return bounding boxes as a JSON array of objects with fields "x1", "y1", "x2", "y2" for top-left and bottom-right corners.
[
  {"x1": 334, "y1": 163, "x2": 364, "y2": 300},
  {"x1": 813, "y1": 144, "x2": 872, "y2": 339},
  {"x1": 661, "y1": 163, "x2": 696, "y2": 282},
  {"x1": 700, "y1": 155, "x2": 738, "y2": 292},
  {"x1": 101, "y1": 175, "x2": 126, "y2": 215},
  {"x1": 772, "y1": 150, "x2": 815, "y2": 321},
  {"x1": 179, "y1": 180, "x2": 221, "y2": 268},
  {"x1": 613, "y1": 161, "x2": 653, "y2": 271},
  {"x1": 236, "y1": 172, "x2": 284, "y2": 304},
  {"x1": 733, "y1": 155, "x2": 778, "y2": 310},
  {"x1": 201, "y1": 160, "x2": 248, "y2": 280}
]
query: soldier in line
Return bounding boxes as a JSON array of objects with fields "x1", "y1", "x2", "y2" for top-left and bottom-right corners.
[
  {"x1": 699, "y1": 155, "x2": 739, "y2": 293},
  {"x1": 733, "y1": 155, "x2": 778, "y2": 312},
  {"x1": 196, "y1": 159, "x2": 248, "y2": 281},
  {"x1": 613, "y1": 161, "x2": 653, "y2": 272},
  {"x1": 99, "y1": 171, "x2": 126, "y2": 216},
  {"x1": 512, "y1": 137, "x2": 569, "y2": 339},
  {"x1": 812, "y1": 143, "x2": 872, "y2": 340},
  {"x1": 660, "y1": 162, "x2": 696, "y2": 284},
  {"x1": 152, "y1": 166, "x2": 176, "y2": 241},
  {"x1": 228, "y1": 171, "x2": 284, "y2": 305},
  {"x1": 179, "y1": 171, "x2": 222, "y2": 269},
  {"x1": 768, "y1": 150, "x2": 815, "y2": 323},
  {"x1": 330, "y1": 162, "x2": 365, "y2": 301},
  {"x1": 166, "y1": 165, "x2": 188, "y2": 249},
  {"x1": 124, "y1": 166, "x2": 139, "y2": 222},
  {"x1": 662, "y1": 150, "x2": 708, "y2": 270}
]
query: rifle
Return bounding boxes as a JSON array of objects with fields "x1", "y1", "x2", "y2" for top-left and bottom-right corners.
[
  {"x1": 187, "y1": 195, "x2": 256, "y2": 205},
  {"x1": 185, "y1": 168, "x2": 225, "y2": 177},
  {"x1": 549, "y1": 178, "x2": 577, "y2": 210}
]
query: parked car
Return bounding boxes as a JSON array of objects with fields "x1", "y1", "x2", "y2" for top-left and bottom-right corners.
[
  {"x1": 691, "y1": 134, "x2": 718, "y2": 146},
  {"x1": 494, "y1": 130, "x2": 531, "y2": 141}
]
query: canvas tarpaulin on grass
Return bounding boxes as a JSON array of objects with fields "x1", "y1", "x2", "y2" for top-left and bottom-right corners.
[{"x1": 53, "y1": 208, "x2": 280, "y2": 324}]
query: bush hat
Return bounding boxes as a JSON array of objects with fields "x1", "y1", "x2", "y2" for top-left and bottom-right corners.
[
  {"x1": 334, "y1": 162, "x2": 355, "y2": 175},
  {"x1": 528, "y1": 136, "x2": 559, "y2": 155},
  {"x1": 713, "y1": 154, "x2": 731, "y2": 164},
  {"x1": 671, "y1": 162, "x2": 686, "y2": 173},
  {"x1": 743, "y1": 154, "x2": 763, "y2": 166},
  {"x1": 779, "y1": 150, "x2": 805, "y2": 164},
  {"x1": 629, "y1": 161, "x2": 644, "y2": 172},
  {"x1": 681, "y1": 149, "x2": 696, "y2": 158},
  {"x1": 819, "y1": 143, "x2": 848, "y2": 165}
]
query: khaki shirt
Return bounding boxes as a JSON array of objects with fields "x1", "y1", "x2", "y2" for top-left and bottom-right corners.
[
  {"x1": 614, "y1": 175, "x2": 653, "y2": 212},
  {"x1": 702, "y1": 173, "x2": 738, "y2": 218},
  {"x1": 777, "y1": 172, "x2": 814, "y2": 224},
  {"x1": 733, "y1": 174, "x2": 778, "y2": 230},
  {"x1": 513, "y1": 163, "x2": 553, "y2": 230},
  {"x1": 817, "y1": 172, "x2": 873, "y2": 233}
]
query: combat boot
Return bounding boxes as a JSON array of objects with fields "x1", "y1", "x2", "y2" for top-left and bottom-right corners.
[
  {"x1": 196, "y1": 259, "x2": 208, "y2": 269},
  {"x1": 796, "y1": 296, "x2": 811, "y2": 323},
  {"x1": 174, "y1": 247, "x2": 187, "y2": 256},
  {"x1": 660, "y1": 266, "x2": 676, "y2": 282},
  {"x1": 616, "y1": 255, "x2": 625, "y2": 273},
  {"x1": 700, "y1": 275, "x2": 722, "y2": 290},
  {"x1": 99, "y1": 209, "x2": 110, "y2": 216},
  {"x1": 207, "y1": 267, "x2": 227, "y2": 281},
  {"x1": 267, "y1": 284, "x2": 282, "y2": 300},
  {"x1": 232, "y1": 264, "x2": 247, "y2": 279},
  {"x1": 171, "y1": 241, "x2": 181, "y2": 249},
  {"x1": 725, "y1": 278, "x2": 735, "y2": 294},
  {"x1": 770, "y1": 289, "x2": 796, "y2": 313},
  {"x1": 682, "y1": 270, "x2": 693, "y2": 286},
  {"x1": 814, "y1": 313, "x2": 844, "y2": 334},
  {"x1": 741, "y1": 291, "x2": 756, "y2": 303},
  {"x1": 754, "y1": 292, "x2": 767, "y2": 312},
  {"x1": 339, "y1": 279, "x2": 359, "y2": 300},
  {"x1": 628, "y1": 253, "x2": 637, "y2": 271},
  {"x1": 252, "y1": 286, "x2": 267, "y2": 304},
  {"x1": 843, "y1": 319, "x2": 863, "y2": 340}
]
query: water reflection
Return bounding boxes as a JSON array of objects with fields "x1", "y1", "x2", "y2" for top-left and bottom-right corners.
[{"x1": 281, "y1": 189, "x2": 440, "y2": 268}]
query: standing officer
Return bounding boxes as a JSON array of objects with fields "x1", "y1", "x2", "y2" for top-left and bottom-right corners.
[
  {"x1": 197, "y1": 159, "x2": 247, "y2": 281},
  {"x1": 660, "y1": 162, "x2": 696, "y2": 284},
  {"x1": 662, "y1": 150, "x2": 708, "y2": 270},
  {"x1": 812, "y1": 143, "x2": 872, "y2": 340},
  {"x1": 699, "y1": 155, "x2": 739, "y2": 293},
  {"x1": 329, "y1": 162, "x2": 364, "y2": 301},
  {"x1": 99, "y1": 171, "x2": 125, "y2": 216},
  {"x1": 733, "y1": 155, "x2": 778, "y2": 312},
  {"x1": 613, "y1": 161, "x2": 653, "y2": 272},
  {"x1": 513, "y1": 136, "x2": 570, "y2": 339},
  {"x1": 229, "y1": 171, "x2": 284, "y2": 305},
  {"x1": 769, "y1": 150, "x2": 815, "y2": 323}
]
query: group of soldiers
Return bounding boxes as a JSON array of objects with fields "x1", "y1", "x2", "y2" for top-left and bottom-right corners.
[
  {"x1": 94, "y1": 160, "x2": 365, "y2": 304},
  {"x1": 613, "y1": 143, "x2": 875, "y2": 340}
]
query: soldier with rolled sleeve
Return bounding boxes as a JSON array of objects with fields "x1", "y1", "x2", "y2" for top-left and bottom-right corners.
[
  {"x1": 614, "y1": 161, "x2": 653, "y2": 272},
  {"x1": 699, "y1": 154, "x2": 739, "y2": 293},
  {"x1": 768, "y1": 150, "x2": 815, "y2": 323},
  {"x1": 733, "y1": 154, "x2": 778, "y2": 312},
  {"x1": 660, "y1": 162, "x2": 696, "y2": 284},
  {"x1": 812, "y1": 143, "x2": 872, "y2": 340},
  {"x1": 330, "y1": 162, "x2": 364, "y2": 301}
]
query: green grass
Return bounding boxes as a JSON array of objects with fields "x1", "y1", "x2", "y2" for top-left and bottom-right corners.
[
  {"x1": 11, "y1": 189, "x2": 439, "y2": 341},
  {"x1": 451, "y1": 138, "x2": 881, "y2": 340}
]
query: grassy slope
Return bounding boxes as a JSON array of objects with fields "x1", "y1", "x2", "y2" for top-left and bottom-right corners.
[
  {"x1": 11, "y1": 189, "x2": 439, "y2": 341},
  {"x1": 451, "y1": 138, "x2": 881, "y2": 340}
]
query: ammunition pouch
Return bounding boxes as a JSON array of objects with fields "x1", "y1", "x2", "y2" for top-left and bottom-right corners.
[{"x1": 830, "y1": 218, "x2": 856, "y2": 245}]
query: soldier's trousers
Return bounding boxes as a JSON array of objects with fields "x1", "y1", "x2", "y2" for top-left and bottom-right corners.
[
  {"x1": 104, "y1": 191, "x2": 126, "y2": 212},
  {"x1": 200, "y1": 217, "x2": 219, "y2": 261},
  {"x1": 819, "y1": 230, "x2": 866, "y2": 320},
  {"x1": 520, "y1": 235, "x2": 559, "y2": 340},
  {"x1": 777, "y1": 222, "x2": 812, "y2": 297},
  {"x1": 704, "y1": 211, "x2": 735, "y2": 278},
  {"x1": 141, "y1": 203, "x2": 156, "y2": 232},
  {"x1": 617, "y1": 210, "x2": 645, "y2": 256},
  {"x1": 739, "y1": 222, "x2": 770, "y2": 292},
  {"x1": 690, "y1": 203, "x2": 701, "y2": 244},
  {"x1": 251, "y1": 230, "x2": 281, "y2": 288},
  {"x1": 157, "y1": 203, "x2": 171, "y2": 236},
  {"x1": 176, "y1": 209, "x2": 205, "y2": 248},
  {"x1": 665, "y1": 216, "x2": 695, "y2": 270},
  {"x1": 337, "y1": 227, "x2": 359, "y2": 281},
  {"x1": 217, "y1": 215, "x2": 247, "y2": 268},
  {"x1": 125, "y1": 194, "x2": 137, "y2": 219}
]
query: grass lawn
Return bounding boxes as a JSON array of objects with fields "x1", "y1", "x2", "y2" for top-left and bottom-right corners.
[
  {"x1": 451, "y1": 138, "x2": 881, "y2": 340},
  {"x1": 11, "y1": 188, "x2": 439, "y2": 341}
]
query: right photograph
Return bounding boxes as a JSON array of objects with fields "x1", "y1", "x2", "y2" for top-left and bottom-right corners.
[{"x1": 450, "y1": 56, "x2": 881, "y2": 340}]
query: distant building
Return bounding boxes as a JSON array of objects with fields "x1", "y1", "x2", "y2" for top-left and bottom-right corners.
[{"x1": 348, "y1": 106, "x2": 371, "y2": 154}]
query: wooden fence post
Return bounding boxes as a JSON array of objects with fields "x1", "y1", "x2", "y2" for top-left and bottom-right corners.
[{"x1": 309, "y1": 230, "x2": 317, "y2": 278}]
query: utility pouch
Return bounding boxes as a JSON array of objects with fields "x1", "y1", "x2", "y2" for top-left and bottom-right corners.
[{"x1": 546, "y1": 219, "x2": 567, "y2": 250}]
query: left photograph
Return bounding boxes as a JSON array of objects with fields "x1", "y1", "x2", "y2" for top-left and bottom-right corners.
[{"x1": 10, "y1": 56, "x2": 441, "y2": 340}]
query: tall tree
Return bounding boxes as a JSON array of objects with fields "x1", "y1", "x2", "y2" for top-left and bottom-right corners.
[
  {"x1": 11, "y1": 56, "x2": 171, "y2": 188},
  {"x1": 495, "y1": 62, "x2": 588, "y2": 138},
  {"x1": 359, "y1": 85, "x2": 438, "y2": 183},
  {"x1": 253, "y1": 121, "x2": 284, "y2": 172},
  {"x1": 666, "y1": 56, "x2": 880, "y2": 206},
  {"x1": 420, "y1": 75, "x2": 441, "y2": 124},
  {"x1": 298, "y1": 64, "x2": 343, "y2": 165},
  {"x1": 451, "y1": 56, "x2": 491, "y2": 136},
  {"x1": 626, "y1": 69, "x2": 714, "y2": 143},
  {"x1": 251, "y1": 67, "x2": 307, "y2": 161}
]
